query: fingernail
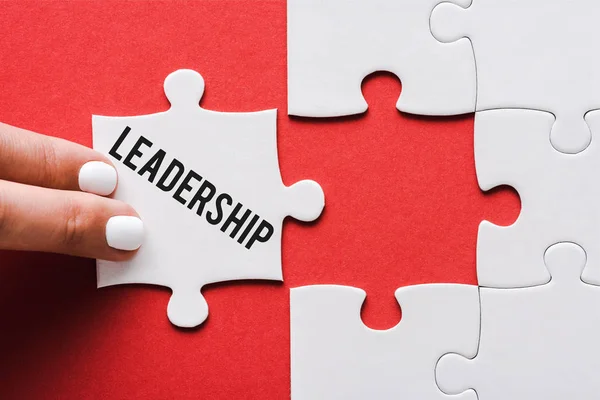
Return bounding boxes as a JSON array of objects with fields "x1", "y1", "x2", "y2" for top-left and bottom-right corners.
[
  {"x1": 106, "y1": 216, "x2": 144, "y2": 251},
  {"x1": 79, "y1": 161, "x2": 117, "y2": 196}
]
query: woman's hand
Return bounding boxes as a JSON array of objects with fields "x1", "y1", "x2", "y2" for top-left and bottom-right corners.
[{"x1": 0, "y1": 122, "x2": 143, "y2": 261}]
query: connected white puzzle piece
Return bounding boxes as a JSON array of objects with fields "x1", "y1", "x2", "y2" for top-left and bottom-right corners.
[
  {"x1": 476, "y1": 109, "x2": 600, "y2": 288},
  {"x1": 437, "y1": 242, "x2": 600, "y2": 399},
  {"x1": 290, "y1": 284, "x2": 479, "y2": 400},
  {"x1": 287, "y1": 0, "x2": 476, "y2": 117},
  {"x1": 431, "y1": 0, "x2": 600, "y2": 153},
  {"x1": 92, "y1": 69, "x2": 324, "y2": 328}
]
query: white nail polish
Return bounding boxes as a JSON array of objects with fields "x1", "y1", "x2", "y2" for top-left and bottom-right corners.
[
  {"x1": 106, "y1": 216, "x2": 144, "y2": 251},
  {"x1": 79, "y1": 161, "x2": 117, "y2": 196}
]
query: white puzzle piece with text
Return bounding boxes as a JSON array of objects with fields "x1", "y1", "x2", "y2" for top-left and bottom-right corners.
[
  {"x1": 431, "y1": 0, "x2": 600, "y2": 153},
  {"x1": 290, "y1": 284, "x2": 479, "y2": 400},
  {"x1": 92, "y1": 69, "x2": 324, "y2": 328},
  {"x1": 287, "y1": 0, "x2": 476, "y2": 117},
  {"x1": 476, "y1": 108, "x2": 600, "y2": 288},
  {"x1": 437, "y1": 243, "x2": 600, "y2": 399}
]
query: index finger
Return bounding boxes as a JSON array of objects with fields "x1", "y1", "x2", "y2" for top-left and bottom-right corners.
[{"x1": 0, "y1": 122, "x2": 117, "y2": 196}]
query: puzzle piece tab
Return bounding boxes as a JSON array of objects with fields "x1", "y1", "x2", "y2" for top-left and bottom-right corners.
[
  {"x1": 431, "y1": 0, "x2": 600, "y2": 153},
  {"x1": 437, "y1": 242, "x2": 600, "y2": 399},
  {"x1": 287, "y1": 0, "x2": 476, "y2": 117},
  {"x1": 291, "y1": 284, "x2": 479, "y2": 399},
  {"x1": 93, "y1": 69, "x2": 324, "y2": 328},
  {"x1": 475, "y1": 108, "x2": 600, "y2": 288}
]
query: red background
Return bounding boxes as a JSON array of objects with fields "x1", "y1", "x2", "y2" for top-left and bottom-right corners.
[{"x1": 0, "y1": 1, "x2": 519, "y2": 399}]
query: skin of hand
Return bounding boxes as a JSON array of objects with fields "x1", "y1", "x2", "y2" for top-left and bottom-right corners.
[{"x1": 0, "y1": 122, "x2": 144, "y2": 261}]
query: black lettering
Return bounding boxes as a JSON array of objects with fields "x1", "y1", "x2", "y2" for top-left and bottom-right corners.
[
  {"x1": 113, "y1": 132, "x2": 272, "y2": 250},
  {"x1": 173, "y1": 170, "x2": 202, "y2": 205},
  {"x1": 237, "y1": 214, "x2": 259, "y2": 244},
  {"x1": 123, "y1": 135, "x2": 153, "y2": 171},
  {"x1": 156, "y1": 159, "x2": 185, "y2": 192},
  {"x1": 207, "y1": 193, "x2": 232, "y2": 225},
  {"x1": 138, "y1": 149, "x2": 166, "y2": 183},
  {"x1": 220, "y1": 203, "x2": 252, "y2": 239},
  {"x1": 188, "y1": 180, "x2": 216, "y2": 216},
  {"x1": 109, "y1": 126, "x2": 131, "y2": 161},
  {"x1": 245, "y1": 220, "x2": 274, "y2": 249}
]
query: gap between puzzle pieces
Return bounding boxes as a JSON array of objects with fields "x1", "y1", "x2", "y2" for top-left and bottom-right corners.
[{"x1": 285, "y1": 71, "x2": 521, "y2": 332}]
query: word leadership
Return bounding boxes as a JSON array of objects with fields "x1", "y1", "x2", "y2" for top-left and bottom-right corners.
[{"x1": 108, "y1": 126, "x2": 274, "y2": 250}]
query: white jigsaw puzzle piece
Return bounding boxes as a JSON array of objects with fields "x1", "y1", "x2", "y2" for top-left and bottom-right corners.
[
  {"x1": 290, "y1": 284, "x2": 479, "y2": 400},
  {"x1": 437, "y1": 242, "x2": 600, "y2": 399},
  {"x1": 431, "y1": 0, "x2": 600, "y2": 153},
  {"x1": 287, "y1": 0, "x2": 476, "y2": 117},
  {"x1": 93, "y1": 69, "x2": 324, "y2": 328},
  {"x1": 475, "y1": 108, "x2": 600, "y2": 288}
]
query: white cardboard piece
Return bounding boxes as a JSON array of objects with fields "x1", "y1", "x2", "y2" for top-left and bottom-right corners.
[
  {"x1": 476, "y1": 108, "x2": 600, "y2": 288},
  {"x1": 290, "y1": 284, "x2": 479, "y2": 400},
  {"x1": 287, "y1": 0, "x2": 476, "y2": 117},
  {"x1": 93, "y1": 69, "x2": 325, "y2": 328},
  {"x1": 431, "y1": 0, "x2": 600, "y2": 153},
  {"x1": 437, "y1": 242, "x2": 600, "y2": 399}
]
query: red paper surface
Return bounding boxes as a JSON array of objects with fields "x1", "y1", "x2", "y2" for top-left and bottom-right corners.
[{"x1": 0, "y1": 1, "x2": 519, "y2": 399}]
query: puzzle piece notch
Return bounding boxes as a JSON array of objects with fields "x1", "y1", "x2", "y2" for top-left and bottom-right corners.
[
  {"x1": 431, "y1": 0, "x2": 597, "y2": 154},
  {"x1": 287, "y1": 0, "x2": 476, "y2": 117},
  {"x1": 437, "y1": 242, "x2": 600, "y2": 400},
  {"x1": 435, "y1": 353, "x2": 473, "y2": 397},
  {"x1": 544, "y1": 241, "x2": 588, "y2": 284},
  {"x1": 551, "y1": 111, "x2": 592, "y2": 155},
  {"x1": 94, "y1": 69, "x2": 324, "y2": 328},
  {"x1": 291, "y1": 284, "x2": 479, "y2": 399}
]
